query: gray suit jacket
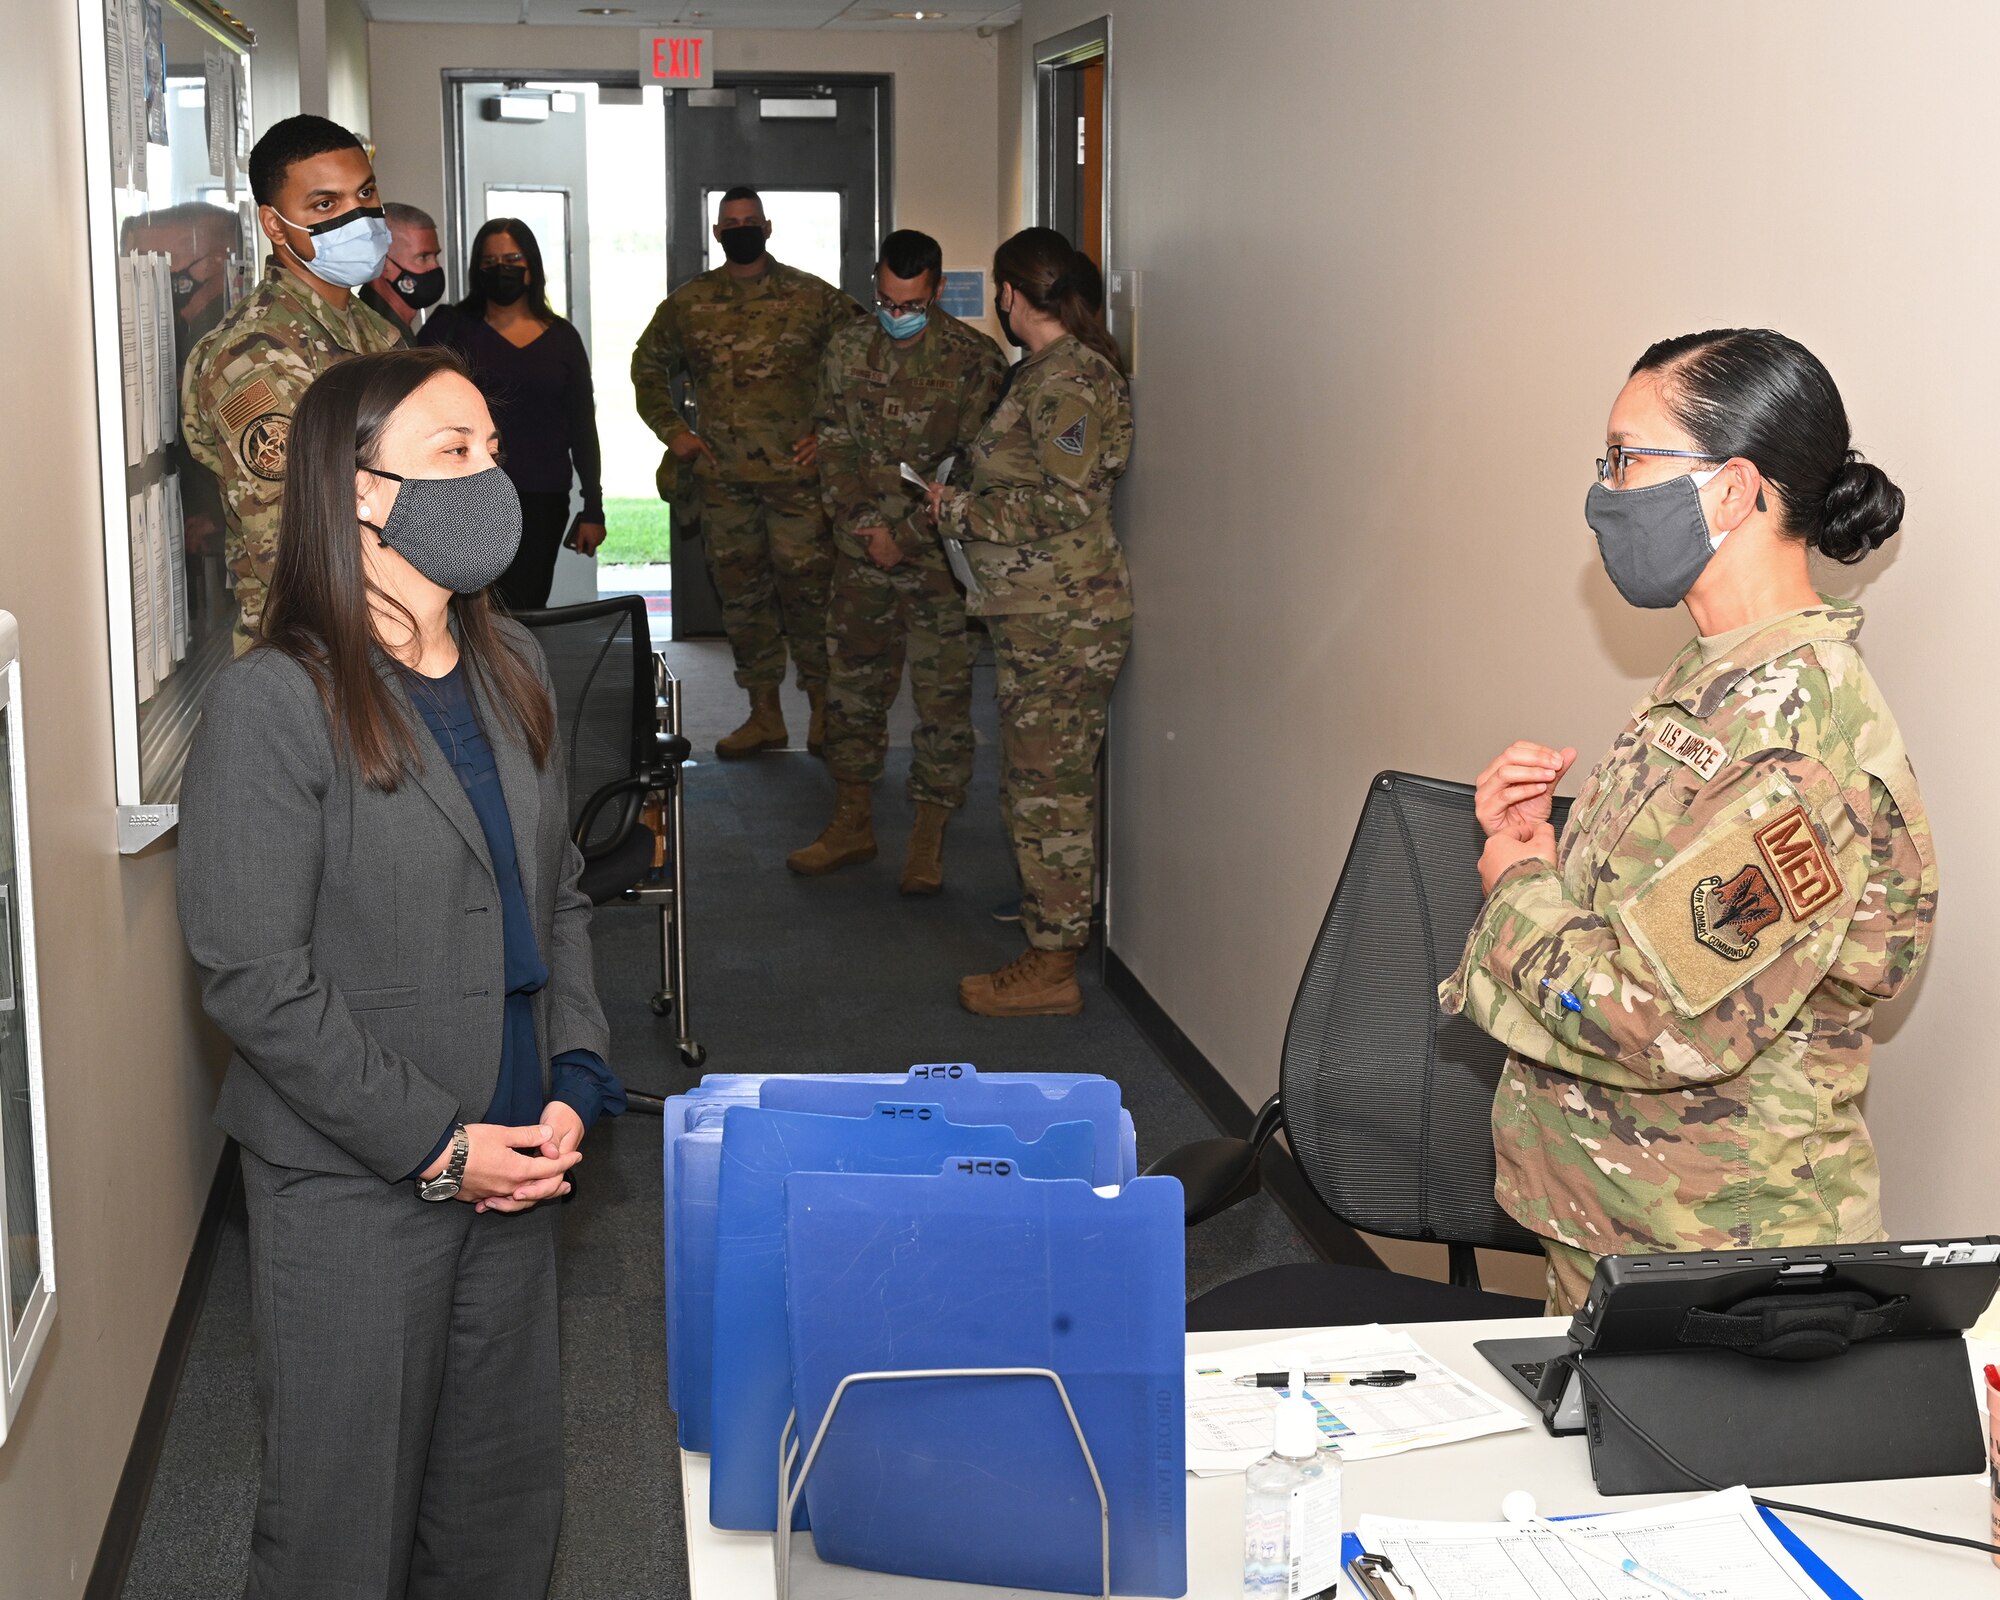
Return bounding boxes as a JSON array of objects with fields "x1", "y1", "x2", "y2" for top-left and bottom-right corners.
[{"x1": 177, "y1": 621, "x2": 611, "y2": 1181}]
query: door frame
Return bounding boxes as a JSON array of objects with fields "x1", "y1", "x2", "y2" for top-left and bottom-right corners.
[
  {"x1": 662, "y1": 70, "x2": 895, "y2": 301},
  {"x1": 1033, "y1": 16, "x2": 1112, "y2": 269},
  {"x1": 440, "y1": 68, "x2": 644, "y2": 305}
]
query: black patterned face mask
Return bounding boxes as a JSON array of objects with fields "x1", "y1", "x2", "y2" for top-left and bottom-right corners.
[{"x1": 361, "y1": 466, "x2": 522, "y2": 593}]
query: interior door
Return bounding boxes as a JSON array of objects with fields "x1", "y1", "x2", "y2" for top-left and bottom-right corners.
[
  {"x1": 456, "y1": 83, "x2": 598, "y2": 605},
  {"x1": 662, "y1": 76, "x2": 890, "y2": 637}
]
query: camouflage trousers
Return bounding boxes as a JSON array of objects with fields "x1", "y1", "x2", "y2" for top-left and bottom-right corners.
[
  {"x1": 825, "y1": 552, "x2": 974, "y2": 807},
  {"x1": 988, "y1": 610, "x2": 1132, "y2": 952},
  {"x1": 699, "y1": 478, "x2": 834, "y2": 691},
  {"x1": 1542, "y1": 1239, "x2": 1598, "y2": 1316}
]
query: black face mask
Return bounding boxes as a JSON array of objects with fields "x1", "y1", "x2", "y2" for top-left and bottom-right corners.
[
  {"x1": 172, "y1": 272, "x2": 199, "y2": 308},
  {"x1": 718, "y1": 225, "x2": 768, "y2": 266},
  {"x1": 476, "y1": 264, "x2": 528, "y2": 306},
  {"x1": 994, "y1": 290, "x2": 1021, "y2": 349},
  {"x1": 390, "y1": 259, "x2": 446, "y2": 311}
]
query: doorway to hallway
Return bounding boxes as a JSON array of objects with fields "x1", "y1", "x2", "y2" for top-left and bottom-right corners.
[
  {"x1": 662, "y1": 74, "x2": 891, "y2": 636},
  {"x1": 448, "y1": 75, "x2": 672, "y2": 629}
]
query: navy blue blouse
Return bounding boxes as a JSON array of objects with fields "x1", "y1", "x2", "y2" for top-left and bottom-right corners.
[{"x1": 405, "y1": 663, "x2": 624, "y2": 1179}]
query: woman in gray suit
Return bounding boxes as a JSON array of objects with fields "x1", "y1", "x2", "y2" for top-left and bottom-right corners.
[{"x1": 178, "y1": 345, "x2": 624, "y2": 1598}]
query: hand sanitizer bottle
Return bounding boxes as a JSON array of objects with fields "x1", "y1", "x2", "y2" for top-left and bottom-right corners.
[{"x1": 1242, "y1": 1372, "x2": 1342, "y2": 1598}]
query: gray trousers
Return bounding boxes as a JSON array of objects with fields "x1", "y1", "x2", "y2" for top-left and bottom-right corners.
[{"x1": 240, "y1": 1149, "x2": 564, "y2": 1600}]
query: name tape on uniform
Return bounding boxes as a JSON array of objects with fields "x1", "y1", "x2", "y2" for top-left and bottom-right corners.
[{"x1": 1651, "y1": 719, "x2": 1727, "y2": 781}]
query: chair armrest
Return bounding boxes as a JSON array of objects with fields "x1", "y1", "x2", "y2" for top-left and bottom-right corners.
[
  {"x1": 573, "y1": 774, "x2": 651, "y2": 859},
  {"x1": 1143, "y1": 1093, "x2": 1286, "y2": 1227}
]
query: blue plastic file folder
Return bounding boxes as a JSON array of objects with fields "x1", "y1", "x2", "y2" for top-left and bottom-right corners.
[
  {"x1": 759, "y1": 1065, "x2": 1132, "y2": 1188},
  {"x1": 707, "y1": 1106, "x2": 1100, "y2": 1531},
  {"x1": 663, "y1": 1069, "x2": 1114, "y2": 1427},
  {"x1": 783, "y1": 1168, "x2": 1187, "y2": 1597}
]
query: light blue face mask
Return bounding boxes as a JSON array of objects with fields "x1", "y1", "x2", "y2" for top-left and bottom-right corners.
[
  {"x1": 275, "y1": 204, "x2": 391, "y2": 289},
  {"x1": 877, "y1": 306, "x2": 930, "y2": 341}
]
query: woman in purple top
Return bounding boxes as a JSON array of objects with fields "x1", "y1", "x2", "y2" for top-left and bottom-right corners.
[{"x1": 418, "y1": 217, "x2": 606, "y2": 610}]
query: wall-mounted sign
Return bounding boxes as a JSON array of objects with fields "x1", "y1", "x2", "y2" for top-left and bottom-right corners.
[{"x1": 643, "y1": 29, "x2": 713, "y2": 90}]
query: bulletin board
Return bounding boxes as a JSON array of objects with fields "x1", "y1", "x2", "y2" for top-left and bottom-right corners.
[{"x1": 77, "y1": 0, "x2": 258, "y2": 852}]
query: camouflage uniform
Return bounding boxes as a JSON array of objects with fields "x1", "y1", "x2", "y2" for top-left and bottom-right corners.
[
  {"x1": 182, "y1": 262, "x2": 405, "y2": 653},
  {"x1": 631, "y1": 261, "x2": 867, "y2": 691},
  {"x1": 814, "y1": 312, "x2": 1006, "y2": 806},
  {"x1": 938, "y1": 335, "x2": 1134, "y2": 951},
  {"x1": 1440, "y1": 603, "x2": 1937, "y2": 1305}
]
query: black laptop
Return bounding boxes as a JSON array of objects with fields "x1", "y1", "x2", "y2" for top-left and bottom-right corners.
[{"x1": 1475, "y1": 1236, "x2": 2000, "y2": 1492}]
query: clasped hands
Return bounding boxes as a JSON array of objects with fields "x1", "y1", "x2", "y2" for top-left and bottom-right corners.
[
  {"x1": 422, "y1": 1100, "x2": 587, "y2": 1213},
  {"x1": 1474, "y1": 740, "x2": 1578, "y2": 895}
]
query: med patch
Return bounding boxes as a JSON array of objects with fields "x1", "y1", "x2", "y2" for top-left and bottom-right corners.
[{"x1": 1619, "y1": 777, "x2": 1856, "y2": 1016}]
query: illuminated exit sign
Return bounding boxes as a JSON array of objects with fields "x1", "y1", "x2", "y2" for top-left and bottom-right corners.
[{"x1": 643, "y1": 29, "x2": 714, "y2": 89}]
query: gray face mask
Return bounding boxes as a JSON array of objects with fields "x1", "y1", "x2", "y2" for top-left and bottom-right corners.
[
  {"x1": 362, "y1": 466, "x2": 522, "y2": 593},
  {"x1": 1584, "y1": 468, "x2": 1724, "y2": 609}
]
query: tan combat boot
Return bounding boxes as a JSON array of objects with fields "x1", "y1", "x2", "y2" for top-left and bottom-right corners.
[
  {"x1": 806, "y1": 685, "x2": 827, "y2": 758},
  {"x1": 899, "y1": 801, "x2": 952, "y2": 896},
  {"x1": 786, "y1": 781, "x2": 877, "y2": 875},
  {"x1": 959, "y1": 947, "x2": 1083, "y2": 1017},
  {"x1": 716, "y1": 686, "x2": 787, "y2": 760}
]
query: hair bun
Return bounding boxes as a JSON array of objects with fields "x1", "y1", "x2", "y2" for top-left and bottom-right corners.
[{"x1": 1818, "y1": 449, "x2": 1904, "y2": 564}]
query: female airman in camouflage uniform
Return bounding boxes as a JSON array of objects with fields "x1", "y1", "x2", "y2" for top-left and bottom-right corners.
[
  {"x1": 931, "y1": 229, "x2": 1133, "y2": 1017},
  {"x1": 1442, "y1": 330, "x2": 1936, "y2": 1313}
]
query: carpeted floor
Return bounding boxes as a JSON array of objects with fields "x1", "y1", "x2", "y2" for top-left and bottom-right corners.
[{"x1": 119, "y1": 640, "x2": 1316, "y2": 1599}]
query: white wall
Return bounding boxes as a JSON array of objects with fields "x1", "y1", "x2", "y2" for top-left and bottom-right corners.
[
  {"x1": 366, "y1": 22, "x2": 1002, "y2": 321},
  {"x1": 1016, "y1": 0, "x2": 2000, "y2": 1260},
  {"x1": 0, "y1": 1, "x2": 235, "y2": 1592}
]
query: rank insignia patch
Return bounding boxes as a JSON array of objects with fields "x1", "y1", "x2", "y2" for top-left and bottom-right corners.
[
  {"x1": 1691, "y1": 863, "x2": 1783, "y2": 961},
  {"x1": 1053, "y1": 414, "x2": 1088, "y2": 456},
  {"x1": 241, "y1": 412, "x2": 290, "y2": 481}
]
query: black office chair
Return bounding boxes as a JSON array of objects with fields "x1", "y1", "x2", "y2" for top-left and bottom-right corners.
[
  {"x1": 514, "y1": 595, "x2": 700, "y2": 1104},
  {"x1": 1150, "y1": 771, "x2": 1565, "y2": 1331}
]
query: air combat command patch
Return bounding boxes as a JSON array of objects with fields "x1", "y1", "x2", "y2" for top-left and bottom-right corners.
[{"x1": 1691, "y1": 863, "x2": 1783, "y2": 961}]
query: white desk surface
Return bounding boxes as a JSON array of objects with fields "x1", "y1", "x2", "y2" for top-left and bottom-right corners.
[{"x1": 679, "y1": 1316, "x2": 1998, "y2": 1599}]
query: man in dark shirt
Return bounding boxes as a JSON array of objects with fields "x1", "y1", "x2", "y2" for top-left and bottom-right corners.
[{"x1": 362, "y1": 202, "x2": 446, "y2": 337}]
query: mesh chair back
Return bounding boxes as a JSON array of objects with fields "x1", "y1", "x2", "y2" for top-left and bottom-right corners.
[
  {"x1": 511, "y1": 596, "x2": 653, "y2": 852},
  {"x1": 1278, "y1": 771, "x2": 1571, "y2": 1255}
]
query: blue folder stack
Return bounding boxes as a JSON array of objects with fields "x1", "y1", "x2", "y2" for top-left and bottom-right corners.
[{"x1": 660, "y1": 1068, "x2": 1183, "y2": 1597}]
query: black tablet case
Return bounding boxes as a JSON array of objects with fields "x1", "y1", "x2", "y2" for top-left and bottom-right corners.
[{"x1": 1576, "y1": 1335, "x2": 1985, "y2": 1496}]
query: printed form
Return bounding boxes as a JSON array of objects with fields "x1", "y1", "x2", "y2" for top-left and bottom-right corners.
[
  {"x1": 1186, "y1": 1326, "x2": 1528, "y2": 1474},
  {"x1": 1357, "y1": 1487, "x2": 1834, "y2": 1600}
]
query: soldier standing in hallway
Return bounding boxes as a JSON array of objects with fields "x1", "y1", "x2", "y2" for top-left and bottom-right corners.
[
  {"x1": 928, "y1": 228, "x2": 1134, "y2": 1018},
  {"x1": 788, "y1": 229, "x2": 1005, "y2": 894},
  {"x1": 182, "y1": 115, "x2": 404, "y2": 654},
  {"x1": 632, "y1": 186, "x2": 868, "y2": 758}
]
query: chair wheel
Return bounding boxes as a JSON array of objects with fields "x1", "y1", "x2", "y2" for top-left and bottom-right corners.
[
  {"x1": 679, "y1": 1041, "x2": 708, "y2": 1069},
  {"x1": 649, "y1": 993, "x2": 673, "y2": 1018}
]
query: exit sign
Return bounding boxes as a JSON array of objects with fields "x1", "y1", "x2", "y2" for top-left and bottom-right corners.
[{"x1": 643, "y1": 29, "x2": 713, "y2": 89}]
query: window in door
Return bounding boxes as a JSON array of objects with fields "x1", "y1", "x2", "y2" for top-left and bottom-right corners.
[{"x1": 703, "y1": 187, "x2": 843, "y2": 287}]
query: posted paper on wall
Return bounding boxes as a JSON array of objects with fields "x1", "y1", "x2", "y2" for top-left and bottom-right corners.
[
  {"x1": 116, "y1": 257, "x2": 143, "y2": 468},
  {"x1": 128, "y1": 491, "x2": 155, "y2": 704}
]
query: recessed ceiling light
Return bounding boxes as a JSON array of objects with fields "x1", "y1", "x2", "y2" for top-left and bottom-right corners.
[
  {"x1": 578, "y1": 5, "x2": 632, "y2": 11},
  {"x1": 892, "y1": 9, "x2": 947, "y2": 17}
]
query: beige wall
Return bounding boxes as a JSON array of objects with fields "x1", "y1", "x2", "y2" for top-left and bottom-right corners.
[
  {"x1": 1010, "y1": 0, "x2": 2000, "y2": 1268},
  {"x1": 0, "y1": 0, "x2": 232, "y2": 1593},
  {"x1": 366, "y1": 22, "x2": 1002, "y2": 323},
  {"x1": 236, "y1": 0, "x2": 301, "y2": 138},
  {"x1": 326, "y1": 0, "x2": 371, "y2": 138}
]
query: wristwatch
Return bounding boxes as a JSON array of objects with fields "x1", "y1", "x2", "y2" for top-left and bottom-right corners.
[{"x1": 417, "y1": 1124, "x2": 470, "y2": 1202}]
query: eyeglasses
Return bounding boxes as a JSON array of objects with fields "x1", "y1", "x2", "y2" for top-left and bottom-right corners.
[
  {"x1": 1595, "y1": 445, "x2": 1722, "y2": 488},
  {"x1": 874, "y1": 295, "x2": 932, "y2": 317},
  {"x1": 479, "y1": 252, "x2": 528, "y2": 269}
]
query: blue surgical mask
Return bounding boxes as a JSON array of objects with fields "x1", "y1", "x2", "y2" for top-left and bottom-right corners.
[
  {"x1": 878, "y1": 306, "x2": 930, "y2": 341},
  {"x1": 275, "y1": 204, "x2": 392, "y2": 289}
]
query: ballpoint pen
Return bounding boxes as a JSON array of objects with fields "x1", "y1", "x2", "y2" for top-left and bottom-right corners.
[{"x1": 1232, "y1": 1370, "x2": 1417, "y2": 1388}]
